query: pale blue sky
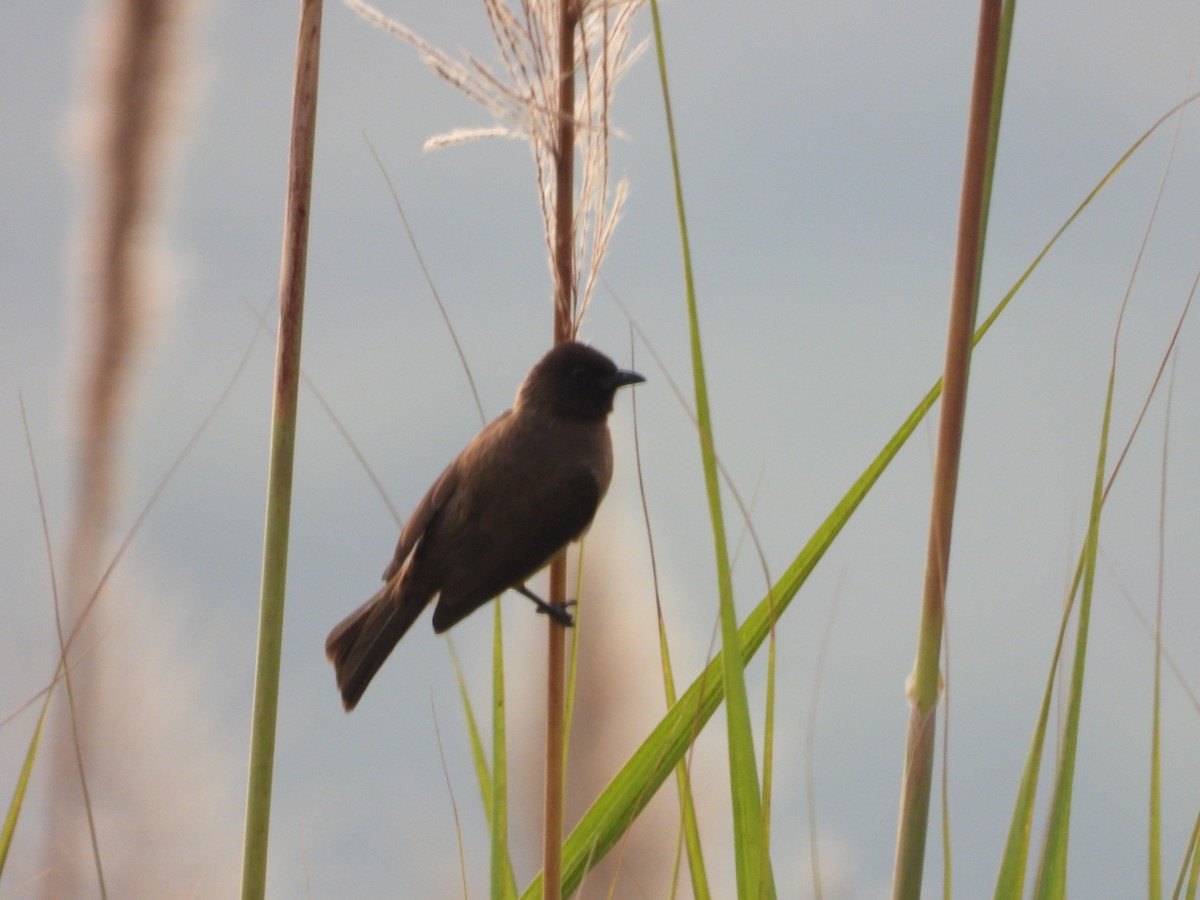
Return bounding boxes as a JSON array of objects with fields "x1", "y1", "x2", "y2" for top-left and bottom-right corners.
[{"x1": 3, "y1": 1, "x2": 1200, "y2": 897}]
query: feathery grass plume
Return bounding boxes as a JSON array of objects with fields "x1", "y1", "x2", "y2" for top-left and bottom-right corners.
[
  {"x1": 345, "y1": 0, "x2": 642, "y2": 334},
  {"x1": 42, "y1": 0, "x2": 202, "y2": 896}
]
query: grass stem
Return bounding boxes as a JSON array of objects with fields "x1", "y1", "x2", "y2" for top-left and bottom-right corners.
[
  {"x1": 239, "y1": 2, "x2": 322, "y2": 897},
  {"x1": 893, "y1": 2, "x2": 1002, "y2": 895}
]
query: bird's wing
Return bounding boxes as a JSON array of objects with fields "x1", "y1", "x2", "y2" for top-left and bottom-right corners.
[
  {"x1": 381, "y1": 411, "x2": 514, "y2": 582},
  {"x1": 431, "y1": 466, "x2": 602, "y2": 632},
  {"x1": 380, "y1": 460, "x2": 459, "y2": 582}
]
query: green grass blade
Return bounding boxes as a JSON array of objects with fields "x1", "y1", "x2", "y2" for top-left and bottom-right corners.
[
  {"x1": 1150, "y1": 365, "x2": 1174, "y2": 900},
  {"x1": 524, "y1": 218, "x2": 1098, "y2": 898},
  {"x1": 1174, "y1": 808, "x2": 1200, "y2": 899},
  {"x1": 992, "y1": 292, "x2": 1193, "y2": 899},
  {"x1": 520, "y1": 366, "x2": 945, "y2": 900},
  {"x1": 991, "y1": 552, "x2": 1084, "y2": 899},
  {"x1": 646, "y1": 2, "x2": 769, "y2": 894},
  {"x1": 659, "y1": 618, "x2": 712, "y2": 900},
  {"x1": 3, "y1": 396, "x2": 60, "y2": 878},
  {"x1": 448, "y1": 640, "x2": 493, "y2": 822},
  {"x1": 521, "y1": 254, "x2": 1050, "y2": 898},
  {"x1": 562, "y1": 544, "x2": 587, "y2": 791},
  {"x1": 448, "y1": 631, "x2": 517, "y2": 898},
  {"x1": 491, "y1": 603, "x2": 518, "y2": 900},
  {"x1": 1030, "y1": 367, "x2": 1114, "y2": 900},
  {"x1": 630, "y1": 342, "x2": 712, "y2": 900},
  {"x1": 992, "y1": 97, "x2": 1200, "y2": 900},
  {"x1": 0, "y1": 691, "x2": 51, "y2": 875},
  {"x1": 760, "y1": 621, "x2": 777, "y2": 895},
  {"x1": 520, "y1": 85, "x2": 1194, "y2": 900},
  {"x1": 1149, "y1": 588, "x2": 1162, "y2": 900}
]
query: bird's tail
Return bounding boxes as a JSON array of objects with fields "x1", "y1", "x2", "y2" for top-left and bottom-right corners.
[{"x1": 325, "y1": 573, "x2": 428, "y2": 711}]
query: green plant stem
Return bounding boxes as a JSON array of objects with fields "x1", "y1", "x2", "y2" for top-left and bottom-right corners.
[
  {"x1": 543, "y1": 554, "x2": 567, "y2": 900},
  {"x1": 893, "y1": 2, "x2": 1001, "y2": 896},
  {"x1": 1178, "y1": 809, "x2": 1200, "y2": 899},
  {"x1": 1150, "y1": 363, "x2": 1174, "y2": 900},
  {"x1": 240, "y1": 2, "x2": 321, "y2": 897},
  {"x1": 492, "y1": 603, "x2": 517, "y2": 900}
]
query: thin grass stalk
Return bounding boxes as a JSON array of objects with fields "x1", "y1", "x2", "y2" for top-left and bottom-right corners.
[
  {"x1": 239, "y1": 2, "x2": 322, "y2": 896},
  {"x1": 543, "y1": 561, "x2": 567, "y2": 900},
  {"x1": 1099, "y1": 549, "x2": 1200, "y2": 717},
  {"x1": 363, "y1": 137, "x2": 485, "y2": 423},
  {"x1": 661, "y1": 622, "x2": 711, "y2": 900},
  {"x1": 805, "y1": 589, "x2": 841, "y2": 900},
  {"x1": 561, "y1": 544, "x2": 587, "y2": 778},
  {"x1": 1178, "y1": 810, "x2": 1200, "y2": 899},
  {"x1": 0, "y1": 690, "x2": 50, "y2": 876},
  {"x1": 58, "y1": 607, "x2": 105, "y2": 897},
  {"x1": 892, "y1": 3, "x2": 1001, "y2": 896},
  {"x1": 1149, "y1": 362, "x2": 1175, "y2": 900},
  {"x1": 521, "y1": 370, "x2": 943, "y2": 899},
  {"x1": 447, "y1": 639, "x2": 518, "y2": 894},
  {"x1": 2, "y1": 312, "x2": 266, "y2": 878},
  {"x1": 24, "y1": 380, "x2": 105, "y2": 898},
  {"x1": 542, "y1": 1, "x2": 579, "y2": 896},
  {"x1": 645, "y1": 1, "x2": 770, "y2": 896},
  {"x1": 1, "y1": 401, "x2": 63, "y2": 876},
  {"x1": 760, "y1": 606, "x2": 777, "y2": 888},
  {"x1": 940, "y1": 615, "x2": 953, "y2": 900},
  {"x1": 1142, "y1": 76, "x2": 1195, "y2": 897},
  {"x1": 993, "y1": 111, "x2": 1198, "y2": 900},
  {"x1": 449, "y1": 642, "x2": 494, "y2": 818},
  {"x1": 1030, "y1": 367, "x2": 1113, "y2": 899},
  {"x1": 992, "y1": 546, "x2": 1086, "y2": 899},
  {"x1": 492, "y1": 604, "x2": 519, "y2": 899},
  {"x1": 947, "y1": 71, "x2": 1012, "y2": 896},
  {"x1": 1033, "y1": 57, "x2": 1194, "y2": 899},
  {"x1": 978, "y1": 0, "x2": 1018, "y2": 260},
  {"x1": 524, "y1": 277, "x2": 1026, "y2": 899},
  {"x1": 430, "y1": 698, "x2": 471, "y2": 899},
  {"x1": 2, "y1": 315, "x2": 265, "y2": 884},
  {"x1": 631, "y1": 342, "x2": 711, "y2": 900},
  {"x1": 524, "y1": 86, "x2": 1193, "y2": 898},
  {"x1": 995, "y1": 281, "x2": 1195, "y2": 898}
]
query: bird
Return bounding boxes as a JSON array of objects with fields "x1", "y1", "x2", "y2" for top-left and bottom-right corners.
[{"x1": 325, "y1": 341, "x2": 645, "y2": 711}]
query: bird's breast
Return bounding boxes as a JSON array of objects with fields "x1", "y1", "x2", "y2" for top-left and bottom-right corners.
[{"x1": 444, "y1": 411, "x2": 612, "y2": 527}]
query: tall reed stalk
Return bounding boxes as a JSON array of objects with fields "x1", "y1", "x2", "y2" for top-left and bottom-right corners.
[
  {"x1": 240, "y1": 2, "x2": 323, "y2": 897},
  {"x1": 541, "y1": 0, "x2": 578, "y2": 892},
  {"x1": 892, "y1": 2, "x2": 1004, "y2": 895}
]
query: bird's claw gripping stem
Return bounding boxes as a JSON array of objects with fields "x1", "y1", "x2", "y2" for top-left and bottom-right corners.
[{"x1": 516, "y1": 585, "x2": 576, "y2": 627}]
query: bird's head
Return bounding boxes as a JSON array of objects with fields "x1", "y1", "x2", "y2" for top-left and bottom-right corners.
[{"x1": 516, "y1": 342, "x2": 645, "y2": 420}]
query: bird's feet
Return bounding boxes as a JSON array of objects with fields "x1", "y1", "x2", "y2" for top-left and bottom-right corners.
[{"x1": 515, "y1": 585, "x2": 576, "y2": 627}]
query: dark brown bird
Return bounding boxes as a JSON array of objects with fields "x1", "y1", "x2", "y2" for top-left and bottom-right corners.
[{"x1": 325, "y1": 341, "x2": 644, "y2": 710}]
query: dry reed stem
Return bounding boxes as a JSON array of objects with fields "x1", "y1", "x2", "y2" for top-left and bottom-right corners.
[
  {"x1": 240, "y1": 1, "x2": 324, "y2": 896},
  {"x1": 893, "y1": 1, "x2": 1000, "y2": 896}
]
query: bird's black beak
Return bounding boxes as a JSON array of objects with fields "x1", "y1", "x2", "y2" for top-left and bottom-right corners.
[{"x1": 609, "y1": 368, "x2": 646, "y2": 389}]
